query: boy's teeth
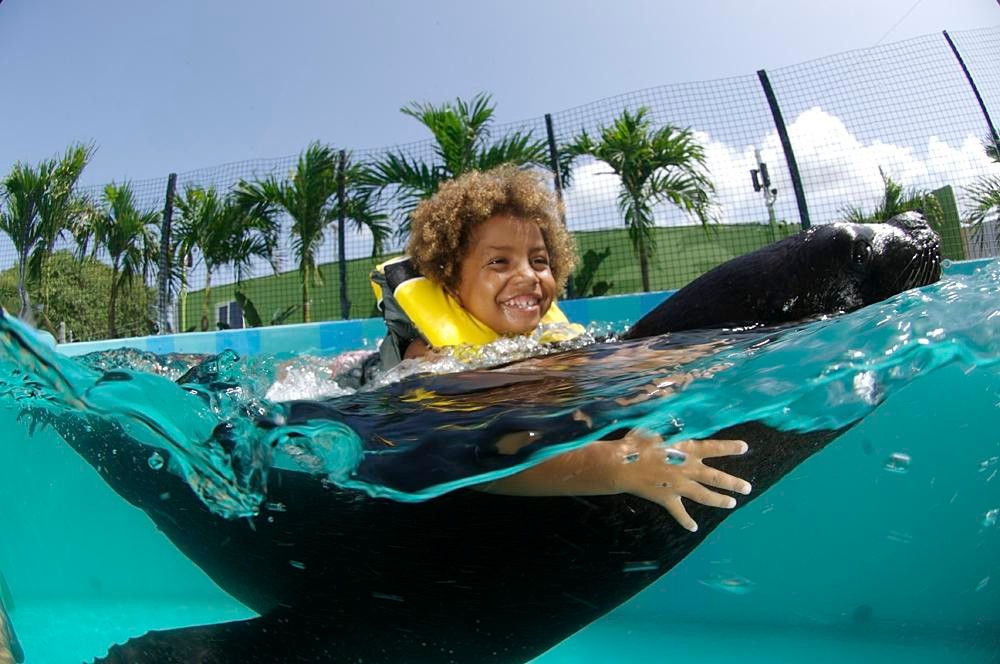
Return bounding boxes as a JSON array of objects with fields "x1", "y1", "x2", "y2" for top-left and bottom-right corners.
[{"x1": 505, "y1": 296, "x2": 538, "y2": 309}]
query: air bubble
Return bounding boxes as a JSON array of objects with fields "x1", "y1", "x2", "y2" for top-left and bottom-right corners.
[
  {"x1": 852, "y1": 371, "x2": 880, "y2": 405},
  {"x1": 664, "y1": 449, "x2": 687, "y2": 465},
  {"x1": 148, "y1": 452, "x2": 164, "y2": 470},
  {"x1": 623, "y1": 561, "x2": 659, "y2": 573},
  {"x1": 982, "y1": 508, "x2": 998, "y2": 529},
  {"x1": 289, "y1": 560, "x2": 306, "y2": 570},
  {"x1": 698, "y1": 573, "x2": 755, "y2": 594},
  {"x1": 884, "y1": 452, "x2": 911, "y2": 474}
]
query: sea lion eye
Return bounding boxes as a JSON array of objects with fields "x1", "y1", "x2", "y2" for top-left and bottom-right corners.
[{"x1": 851, "y1": 241, "x2": 872, "y2": 266}]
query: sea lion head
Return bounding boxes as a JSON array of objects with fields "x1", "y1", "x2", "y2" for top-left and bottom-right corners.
[
  {"x1": 789, "y1": 211, "x2": 941, "y2": 315},
  {"x1": 625, "y1": 211, "x2": 942, "y2": 338},
  {"x1": 842, "y1": 211, "x2": 942, "y2": 305}
]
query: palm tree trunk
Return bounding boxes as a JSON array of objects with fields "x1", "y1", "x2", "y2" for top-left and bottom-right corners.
[
  {"x1": 16, "y1": 251, "x2": 33, "y2": 323},
  {"x1": 337, "y1": 152, "x2": 350, "y2": 320},
  {"x1": 109, "y1": 266, "x2": 119, "y2": 338},
  {"x1": 631, "y1": 193, "x2": 652, "y2": 293},
  {"x1": 302, "y1": 266, "x2": 311, "y2": 324},
  {"x1": 201, "y1": 269, "x2": 213, "y2": 331},
  {"x1": 638, "y1": 243, "x2": 651, "y2": 293},
  {"x1": 179, "y1": 259, "x2": 188, "y2": 333},
  {"x1": 40, "y1": 253, "x2": 55, "y2": 332}
]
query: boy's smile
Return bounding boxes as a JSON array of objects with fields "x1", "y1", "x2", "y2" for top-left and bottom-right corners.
[{"x1": 452, "y1": 214, "x2": 557, "y2": 336}]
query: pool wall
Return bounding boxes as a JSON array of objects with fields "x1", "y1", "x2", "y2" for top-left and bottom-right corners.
[
  {"x1": 56, "y1": 290, "x2": 674, "y2": 357},
  {"x1": 57, "y1": 258, "x2": 992, "y2": 359}
]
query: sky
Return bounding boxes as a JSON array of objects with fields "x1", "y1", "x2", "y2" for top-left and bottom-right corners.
[{"x1": 1, "y1": 0, "x2": 998, "y2": 188}]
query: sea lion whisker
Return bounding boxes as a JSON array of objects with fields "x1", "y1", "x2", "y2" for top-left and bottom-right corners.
[{"x1": 893, "y1": 253, "x2": 922, "y2": 292}]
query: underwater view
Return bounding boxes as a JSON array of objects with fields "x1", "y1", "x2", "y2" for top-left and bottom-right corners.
[{"x1": 0, "y1": 258, "x2": 998, "y2": 662}]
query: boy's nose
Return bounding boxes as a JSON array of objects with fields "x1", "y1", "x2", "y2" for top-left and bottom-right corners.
[{"x1": 513, "y1": 260, "x2": 539, "y2": 283}]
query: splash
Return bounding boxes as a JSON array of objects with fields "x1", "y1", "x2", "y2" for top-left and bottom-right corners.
[{"x1": 1, "y1": 260, "x2": 999, "y2": 519}]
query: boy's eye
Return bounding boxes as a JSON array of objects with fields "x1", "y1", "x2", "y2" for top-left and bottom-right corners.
[
  {"x1": 487, "y1": 257, "x2": 507, "y2": 266},
  {"x1": 533, "y1": 256, "x2": 550, "y2": 266}
]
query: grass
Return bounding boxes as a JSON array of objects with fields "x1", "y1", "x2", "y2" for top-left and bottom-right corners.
[{"x1": 180, "y1": 222, "x2": 802, "y2": 327}]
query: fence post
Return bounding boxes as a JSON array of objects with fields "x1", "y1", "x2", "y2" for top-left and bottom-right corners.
[
  {"x1": 545, "y1": 114, "x2": 565, "y2": 200},
  {"x1": 757, "y1": 69, "x2": 811, "y2": 229},
  {"x1": 158, "y1": 173, "x2": 177, "y2": 334},
  {"x1": 337, "y1": 149, "x2": 350, "y2": 320},
  {"x1": 545, "y1": 113, "x2": 575, "y2": 298},
  {"x1": 942, "y1": 31, "x2": 1000, "y2": 157}
]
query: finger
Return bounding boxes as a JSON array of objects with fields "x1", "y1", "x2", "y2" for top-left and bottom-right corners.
[
  {"x1": 678, "y1": 482, "x2": 739, "y2": 510},
  {"x1": 649, "y1": 493, "x2": 698, "y2": 532},
  {"x1": 689, "y1": 465, "x2": 753, "y2": 495},
  {"x1": 679, "y1": 439, "x2": 748, "y2": 459}
]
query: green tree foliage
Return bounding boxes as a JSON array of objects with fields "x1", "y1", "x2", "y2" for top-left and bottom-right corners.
[
  {"x1": 965, "y1": 136, "x2": 1000, "y2": 246},
  {"x1": 573, "y1": 247, "x2": 614, "y2": 297},
  {"x1": 364, "y1": 93, "x2": 549, "y2": 238},
  {"x1": 174, "y1": 184, "x2": 280, "y2": 330},
  {"x1": 94, "y1": 182, "x2": 160, "y2": 338},
  {"x1": 0, "y1": 251, "x2": 154, "y2": 341},
  {"x1": 0, "y1": 143, "x2": 94, "y2": 323},
  {"x1": 842, "y1": 168, "x2": 945, "y2": 227},
  {"x1": 236, "y1": 143, "x2": 388, "y2": 323},
  {"x1": 563, "y1": 107, "x2": 715, "y2": 292}
]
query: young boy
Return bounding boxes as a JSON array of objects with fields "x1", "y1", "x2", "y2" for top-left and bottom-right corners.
[{"x1": 380, "y1": 164, "x2": 751, "y2": 532}]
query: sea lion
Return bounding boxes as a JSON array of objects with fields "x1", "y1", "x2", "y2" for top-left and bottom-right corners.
[
  {"x1": 626, "y1": 211, "x2": 941, "y2": 338},
  {"x1": 3, "y1": 213, "x2": 941, "y2": 663}
]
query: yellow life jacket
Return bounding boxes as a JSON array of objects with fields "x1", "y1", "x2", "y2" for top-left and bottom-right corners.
[{"x1": 371, "y1": 256, "x2": 583, "y2": 368}]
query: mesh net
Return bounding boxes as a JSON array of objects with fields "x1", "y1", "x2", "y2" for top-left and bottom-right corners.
[{"x1": 2, "y1": 27, "x2": 998, "y2": 341}]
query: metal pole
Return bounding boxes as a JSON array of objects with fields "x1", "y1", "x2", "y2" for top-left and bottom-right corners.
[
  {"x1": 943, "y1": 30, "x2": 1000, "y2": 157},
  {"x1": 757, "y1": 69, "x2": 811, "y2": 229},
  {"x1": 337, "y1": 150, "x2": 350, "y2": 320},
  {"x1": 158, "y1": 173, "x2": 177, "y2": 334},
  {"x1": 545, "y1": 113, "x2": 575, "y2": 298},
  {"x1": 754, "y1": 148, "x2": 779, "y2": 242},
  {"x1": 545, "y1": 114, "x2": 565, "y2": 201}
]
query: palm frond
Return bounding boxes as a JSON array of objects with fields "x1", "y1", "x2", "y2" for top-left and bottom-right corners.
[
  {"x1": 966, "y1": 175, "x2": 1000, "y2": 226},
  {"x1": 474, "y1": 131, "x2": 548, "y2": 171}
]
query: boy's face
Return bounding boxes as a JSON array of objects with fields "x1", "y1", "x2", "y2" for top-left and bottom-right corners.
[{"x1": 452, "y1": 214, "x2": 557, "y2": 336}]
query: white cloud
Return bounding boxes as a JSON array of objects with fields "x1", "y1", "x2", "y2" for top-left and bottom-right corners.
[
  {"x1": 562, "y1": 106, "x2": 1000, "y2": 230},
  {"x1": 562, "y1": 158, "x2": 624, "y2": 232}
]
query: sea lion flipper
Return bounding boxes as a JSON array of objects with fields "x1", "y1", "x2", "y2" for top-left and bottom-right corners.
[{"x1": 91, "y1": 611, "x2": 315, "y2": 664}]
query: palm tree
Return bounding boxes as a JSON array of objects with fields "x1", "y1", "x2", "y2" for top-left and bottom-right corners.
[
  {"x1": 95, "y1": 182, "x2": 160, "y2": 338},
  {"x1": 0, "y1": 143, "x2": 94, "y2": 323},
  {"x1": 965, "y1": 136, "x2": 1000, "y2": 252},
  {"x1": 843, "y1": 168, "x2": 944, "y2": 227},
  {"x1": 174, "y1": 184, "x2": 281, "y2": 330},
  {"x1": 236, "y1": 142, "x2": 389, "y2": 323},
  {"x1": 174, "y1": 184, "x2": 230, "y2": 331},
  {"x1": 364, "y1": 92, "x2": 549, "y2": 238},
  {"x1": 564, "y1": 107, "x2": 715, "y2": 292}
]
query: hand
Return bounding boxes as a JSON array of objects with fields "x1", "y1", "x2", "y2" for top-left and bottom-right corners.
[{"x1": 613, "y1": 430, "x2": 752, "y2": 532}]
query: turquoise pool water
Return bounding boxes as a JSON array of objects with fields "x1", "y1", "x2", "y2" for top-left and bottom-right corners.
[{"x1": 1, "y1": 259, "x2": 998, "y2": 662}]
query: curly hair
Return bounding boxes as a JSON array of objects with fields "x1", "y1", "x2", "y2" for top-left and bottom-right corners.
[{"x1": 407, "y1": 165, "x2": 578, "y2": 293}]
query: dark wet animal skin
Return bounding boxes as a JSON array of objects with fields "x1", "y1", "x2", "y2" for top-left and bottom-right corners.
[{"x1": 626, "y1": 212, "x2": 941, "y2": 338}]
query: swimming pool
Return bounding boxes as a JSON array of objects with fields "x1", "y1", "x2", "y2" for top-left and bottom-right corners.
[{"x1": 1, "y1": 260, "x2": 997, "y2": 662}]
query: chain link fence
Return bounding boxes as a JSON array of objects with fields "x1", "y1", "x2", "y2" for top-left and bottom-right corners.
[{"x1": 2, "y1": 26, "x2": 998, "y2": 341}]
